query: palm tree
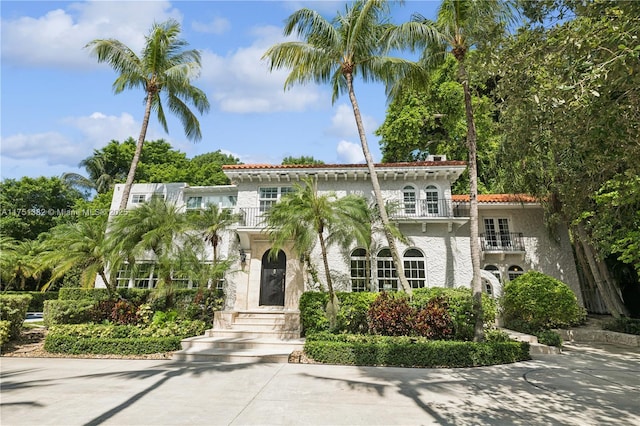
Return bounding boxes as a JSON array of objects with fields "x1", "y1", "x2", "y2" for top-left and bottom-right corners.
[
  {"x1": 0, "y1": 238, "x2": 42, "y2": 290},
  {"x1": 108, "y1": 197, "x2": 201, "y2": 305},
  {"x1": 263, "y1": 177, "x2": 369, "y2": 318},
  {"x1": 388, "y1": 0, "x2": 514, "y2": 341},
  {"x1": 86, "y1": 19, "x2": 210, "y2": 210},
  {"x1": 62, "y1": 154, "x2": 115, "y2": 195},
  {"x1": 191, "y1": 204, "x2": 239, "y2": 266},
  {"x1": 38, "y1": 216, "x2": 118, "y2": 293},
  {"x1": 263, "y1": 0, "x2": 416, "y2": 294}
]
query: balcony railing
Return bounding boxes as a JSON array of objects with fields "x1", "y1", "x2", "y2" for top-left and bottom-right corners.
[
  {"x1": 480, "y1": 232, "x2": 525, "y2": 252},
  {"x1": 236, "y1": 207, "x2": 267, "y2": 228},
  {"x1": 389, "y1": 199, "x2": 469, "y2": 219}
]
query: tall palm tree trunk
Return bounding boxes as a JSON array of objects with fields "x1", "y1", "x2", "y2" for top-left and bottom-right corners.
[
  {"x1": 460, "y1": 64, "x2": 484, "y2": 342},
  {"x1": 345, "y1": 72, "x2": 412, "y2": 295},
  {"x1": 119, "y1": 91, "x2": 153, "y2": 210},
  {"x1": 318, "y1": 231, "x2": 336, "y2": 300}
]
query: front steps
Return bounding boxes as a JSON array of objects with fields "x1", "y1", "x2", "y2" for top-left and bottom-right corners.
[{"x1": 173, "y1": 310, "x2": 304, "y2": 363}]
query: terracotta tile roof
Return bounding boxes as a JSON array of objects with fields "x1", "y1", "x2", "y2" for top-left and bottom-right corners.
[
  {"x1": 452, "y1": 194, "x2": 539, "y2": 203},
  {"x1": 222, "y1": 160, "x2": 467, "y2": 170}
]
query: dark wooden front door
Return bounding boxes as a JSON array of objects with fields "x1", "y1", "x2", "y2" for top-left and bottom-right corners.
[{"x1": 259, "y1": 250, "x2": 286, "y2": 306}]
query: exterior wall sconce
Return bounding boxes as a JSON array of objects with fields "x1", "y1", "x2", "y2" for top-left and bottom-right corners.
[{"x1": 239, "y1": 249, "x2": 247, "y2": 264}]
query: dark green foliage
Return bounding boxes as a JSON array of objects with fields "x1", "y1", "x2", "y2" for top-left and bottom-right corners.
[
  {"x1": 43, "y1": 300, "x2": 94, "y2": 326},
  {"x1": 300, "y1": 289, "x2": 495, "y2": 340},
  {"x1": 412, "y1": 287, "x2": 496, "y2": 341},
  {"x1": 0, "y1": 320, "x2": 10, "y2": 346},
  {"x1": 44, "y1": 335, "x2": 181, "y2": 355},
  {"x1": 44, "y1": 320, "x2": 206, "y2": 354},
  {"x1": 335, "y1": 292, "x2": 378, "y2": 334},
  {"x1": 603, "y1": 317, "x2": 640, "y2": 336},
  {"x1": 0, "y1": 294, "x2": 32, "y2": 339},
  {"x1": 304, "y1": 334, "x2": 530, "y2": 367},
  {"x1": 58, "y1": 287, "x2": 114, "y2": 301},
  {"x1": 368, "y1": 292, "x2": 414, "y2": 336},
  {"x1": 502, "y1": 271, "x2": 586, "y2": 333},
  {"x1": 90, "y1": 299, "x2": 117, "y2": 323},
  {"x1": 2, "y1": 291, "x2": 58, "y2": 311},
  {"x1": 299, "y1": 292, "x2": 330, "y2": 336},
  {"x1": 535, "y1": 330, "x2": 562, "y2": 347}
]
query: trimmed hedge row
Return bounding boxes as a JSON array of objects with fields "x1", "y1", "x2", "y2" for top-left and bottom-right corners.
[
  {"x1": 43, "y1": 300, "x2": 95, "y2": 326},
  {"x1": 0, "y1": 294, "x2": 32, "y2": 339},
  {"x1": 0, "y1": 320, "x2": 10, "y2": 346},
  {"x1": 603, "y1": 317, "x2": 640, "y2": 336},
  {"x1": 1, "y1": 291, "x2": 58, "y2": 311},
  {"x1": 304, "y1": 334, "x2": 530, "y2": 368},
  {"x1": 44, "y1": 335, "x2": 182, "y2": 355},
  {"x1": 44, "y1": 321, "x2": 206, "y2": 355}
]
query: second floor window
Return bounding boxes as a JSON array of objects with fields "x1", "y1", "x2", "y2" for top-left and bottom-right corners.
[
  {"x1": 425, "y1": 185, "x2": 439, "y2": 214},
  {"x1": 259, "y1": 187, "x2": 293, "y2": 212},
  {"x1": 186, "y1": 196, "x2": 203, "y2": 210},
  {"x1": 131, "y1": 194, "x2": 146, "y2": 204}
]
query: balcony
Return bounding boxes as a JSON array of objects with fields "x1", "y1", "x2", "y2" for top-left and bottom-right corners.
[
  {"x1": 390, "y1": 199, "x2": 470, "y2": 220},
  {"x1": 480, "y1": 232, "x2": 525, "y2": 253},
  {"x1": 236, "y1": 207, "x2": 267, "y2": 229}
]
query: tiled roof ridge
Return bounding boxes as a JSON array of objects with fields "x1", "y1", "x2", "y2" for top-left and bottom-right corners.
[
  {"x1": 452, "y1": 194, "x2": 539, "y2": 203},
  {"x1": 222, "y1": 160, "x2": 467, "y2": 170}
]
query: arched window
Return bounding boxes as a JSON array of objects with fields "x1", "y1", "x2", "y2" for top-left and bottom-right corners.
[
  {"x1": 484, "y1": 265, "x2": 501, "y2": 283},
  {"x1": 377, "y1": 248, "x2": 397, "y2": 291},
  {"x1": 403, "y1": 248, "x2": 426, "y2": 288},
  {"x1": 508, "y1": 265, "x2": 524, "y2": 281},
  {"x1": 350, "y1": 248, "x2": 369, "y2": 292},
  {"x1": 403, "y1": 185, "x2": 416, "y2": 215},
  {"x1": 425, "y1": 185, "x2": 439, "y2": 215}
]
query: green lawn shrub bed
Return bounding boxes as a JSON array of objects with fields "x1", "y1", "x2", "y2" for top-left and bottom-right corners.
[
  {"x1": 44, "y1": 320, "x2": 206, "y2": 355},
  {"x1": 603, "y1": 317, "x2": 640, "y2": 336},
  {"x1": 0, "y1": 320, "x2": 11, "y2": 346},
  {"x1": 0, "y1": 294, "x2": 32, "y2": 339},
  {"x1": 300, "y1": 288, "x2": 496, "y2": 341},
  {"x1": 304, "y1": 333, "x2": 530, "y2": 367}
]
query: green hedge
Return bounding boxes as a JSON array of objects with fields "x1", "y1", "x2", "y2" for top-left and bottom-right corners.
[
  {"x1": 1, "y1": 291, "x2": 58, "y2": 311},
  {"x1": 299, "y1": 288, "x2": 496, "y2": 340},
  {"x1": 0, "y1": 294, "x2": 32, "y2": 339},
  {"x1": 43, "y1": 300, "x2": 95, "y2": 326},
  {"x1": 44, "y1": 320, "x2": 206, "y2": 355},
  {"x1": 502, "y1": 271, "x2": 585, "y2": 333},
  {"x1": 44, "y1": 335, "x2": 181, "y2": 355},
  {"x1": 304, "y1": 334, "x2": 530, "y2": 367},
  {"x1": 603, "y1": 317, "x2": 640, "y2": 336},
  {"x1": 0, "y1": 320, "x2": 11, "y2": 346}
]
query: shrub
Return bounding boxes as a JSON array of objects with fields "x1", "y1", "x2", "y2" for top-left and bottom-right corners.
[
  {"x1": 111, "y1": 299, "x2": 138, "y2": 325},
  {"x1": 178, "y1": 288, "x2": 224, "y2": 324},
  {"x1": 299, "y1": 292, "x2": 330, "y2": 336},
  {"x1": 304, "y1": 334, "x2": 530, "y2": 367},
  {"x1": 502, "y1": 271, "x2": 586, "y2": 333},
  {"x1": 59, "y1": 288, "x2": 112, "y2": 301},
  {"x1": 536, "y1": 330, "x2": 562, "y2": 347},
  {"x1": 412, "y1": 287, "x2": 496, "y2": 341},
  {"x1": 367, "y1": 292, "x2": 414, "y2": 336},
  {"x1": 484, "y1": 328, "x2": 512, "y2": 342},
  {"x1": 413, "y1": 297, "x2": 454, "y2": 340},
  {"x1": 43, "y1": 299, "x2": 94, "y2": 326},
  {"x1": 0, "y1": 294, "x2": 32, "y2": 339},
  {"x1": 602, "y1": 317, "x2": 640, "y2": 336},
  {"x1": 90, "y1": 299, "x2": 117, "y2": 323},
  {"x1": 44, "y1": 320, "x2": 206, "y2": 355},
  {"x1": 335, "y1": 292, "x2": 377, "y2": 334},
  {"x1": 2, "y1": 291, "x2": 58, "y2": 311},
  {"x1": 0, "y1": 320, "x2": 11, "y2": 346}
]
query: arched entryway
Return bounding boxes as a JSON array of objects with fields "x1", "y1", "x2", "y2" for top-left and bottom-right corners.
[{"x1": 259, "y1": 250, "x2": 286, "y2": 306}]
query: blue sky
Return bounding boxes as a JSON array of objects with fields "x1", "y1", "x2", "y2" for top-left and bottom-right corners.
[{"x1": 1, "y1": 1, "x2": 439, "y2": 181}]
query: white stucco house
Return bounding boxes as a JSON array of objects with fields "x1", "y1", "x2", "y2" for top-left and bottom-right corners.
[{"x1": 99, "y1": 157, "x2": 582, "y2": 341}]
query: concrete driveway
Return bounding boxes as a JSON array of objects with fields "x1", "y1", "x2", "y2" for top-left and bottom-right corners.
[{"x1": 1, "y1": 342, "x2": 639, "y2": 426}]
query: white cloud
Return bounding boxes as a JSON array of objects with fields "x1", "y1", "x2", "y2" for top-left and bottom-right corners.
[
  {"x1": 1, "y1": 1, "x2": 180, "y2": 68},
  {"x1": 0, "y1": 112, "x2": 165, "y2": 172},
  {"x1": 1, "y1": 132, "x2": 82, "y2": 167},
  {"x1": 192, "y1": 17, "x2": 231, "y2": 35},
  {"x1": 336, "y1": 140, "x2": 365, "y2": 164},
  {"x1": 326, "y1": 104, "x2": 378, "y2": 138},
  {"x1": 200, "y1": 25, "x2": 328, "y2": 113}
]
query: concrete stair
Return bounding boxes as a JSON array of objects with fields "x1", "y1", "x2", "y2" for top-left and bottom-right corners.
[{"x1": 173, "y1": 310, "x2": 304, "y2": 363}]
